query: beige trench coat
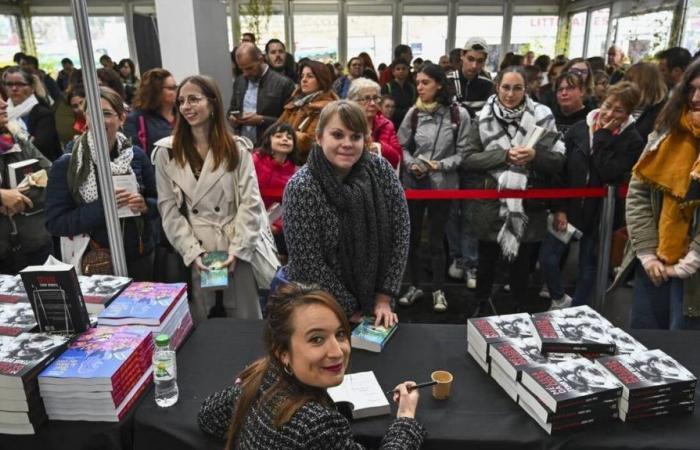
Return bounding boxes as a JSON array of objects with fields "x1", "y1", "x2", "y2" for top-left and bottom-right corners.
[{"x1": 153, "y1": 135, "x2": 264, "y2": 323}]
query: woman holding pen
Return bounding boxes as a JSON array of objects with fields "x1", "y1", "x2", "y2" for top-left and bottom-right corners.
[
  {"x1": 198, "y1": 282, "x2": 426, "y2": 449},
  {"x1": 396, "y1": 63, "x2": 470, "y2": 313}
]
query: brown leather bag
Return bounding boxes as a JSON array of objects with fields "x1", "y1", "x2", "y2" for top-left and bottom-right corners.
[
  {"x1": 610, "y1": 227, "x2": 628, "y2": 268},
  {"x1": 81, "y1": 240, "x2": 114, "y2": 275}
]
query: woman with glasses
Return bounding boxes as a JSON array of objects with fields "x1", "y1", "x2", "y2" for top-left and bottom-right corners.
[
  {"x1": 45, "y1": 87, "x2": 158, "y2": 280},
  {"x1": 542, "y1": 81, "x2": 643, "y2": 310},
  {"x1": 347, "y1": 78, "x2": 401, "y2": 169},
  {"x1": 153, "y1": 75, "x2": 265, "y2": 324},
  {"x1": 562, "y1": 58, "x2": 597, "y2": 108},
  {"x1": 2, "y1": 67, "x2": 61, "y2": 161},
  {"x1": 612, "y1": 60, "x2": 700, "y2": 330},
  {"x1": 462, "y1": 65, "x2": 565, "y2": 316},
  {"x1": 277, "y1": 60, "x2": 338, "y2": 163},
  {"x1": 124, "y1": 68, "x2": 177, "y2": 157},
  {"x1": 551, "y1": 72, "x2": 593, "y2": 135},
  {"x1": 396, "y1": 63, "x2": 470, "y2": 313}
]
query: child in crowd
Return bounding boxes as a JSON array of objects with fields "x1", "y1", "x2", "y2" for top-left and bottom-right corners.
[
  {"x1": 381, "y1": 95, "x2": 396, "y2": 120},
  {"x1": 252, "y1": 123, "x2": 300, "y2": 261}
]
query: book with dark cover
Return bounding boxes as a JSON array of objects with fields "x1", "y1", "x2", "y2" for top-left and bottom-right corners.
[
  {"x1": 595, "y1": 349, "x2": 697, "y2": 400},
  {"x1": 489, "y1": 337, "x2": 553, "y2": 381},
  {"x1": 78, "y1": 275, "x2": 132, "y2": 314},
  {"x1": 532, "y1": 315, "x2": 616, "y2": 354},
  {"x1": 467, "y1": 313, "x2": 534, "y2": 361},
  {"x1": 538, "y1": 305, "x2": 613, "y2": 328},
  {"x1": 520, "y1": 358, "x2": 622, "y2": 412},
  {"x1": 620, "y1": 389, "x2": 696, "y2": 412},
  {"x1": 7, "y1": 158, "x2": 39, "y2": 188},
  {"x1": 518, "y1": 391, "x2": 614, "y2": 435},
  {"x1": 606, "y1": 327, "x2": 648, "y2": 355},
  {"x1": 490, "y1": 360, "x2": 517, "y2": 401},
  {"x1": 0, "y1": 333, "x2": 69, "y2": 391},
  {"x1": 517, "y1": 381, "x2": 618, "y2": 424},
  {"x1": 351, "y1": 316, "x2": 397, "y2": 353},
  {"x1": 19, "y1": 262, "x2": 89, "y2": 334},
  {"x1": 467, "y1": 342, "x2": 490, "y2": 373},
  {"x1": 0, "y1": 303, "x2": 37, "y2": 336},
  {"x1": 0, "y1": 275, "x2": 27, "y2": 303},
  {"x1": 97, "y1": 282, "x2": 186, "y2": 326},
  {"x1": 619, "y1": 401, "x2": 695, "y2": 422}
]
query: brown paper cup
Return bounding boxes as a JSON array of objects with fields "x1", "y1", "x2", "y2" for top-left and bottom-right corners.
[{"x1": 431, "y1": 370, "x2": 453, "y2": 400}]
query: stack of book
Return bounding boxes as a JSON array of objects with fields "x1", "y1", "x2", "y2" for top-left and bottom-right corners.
[
  {"x1": 531, "y1": 309, "x2": 616, "y2": 356},
  {"x1": 597, "y1": 349, "x2": 697, "y2": 422},
  {"x1": 0, "y1": 332, "x2": 69, "y2": 434},
  {"x1": 0, "y1": 274, "x2": 27, "y2": 303},
  {"x1": 78, "y1": 275, "x2": 132, "y2": 315},
  {"x1": 96, "y1": 282, "x2": 192, "y2": 350},
  {"x1": 38, "y1": 326, "x2": 153, "y2": 422},
  {"x1": 467, "y1": 313, "x2": 535, "y2": 373},
  {"x1": 0, "y1": 303, "x2": 37, "y2": 337}
]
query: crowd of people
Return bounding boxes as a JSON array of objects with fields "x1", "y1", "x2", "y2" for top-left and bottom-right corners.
[{"x1": 0, "y1": 27, "x2": 700, "y2": 448}]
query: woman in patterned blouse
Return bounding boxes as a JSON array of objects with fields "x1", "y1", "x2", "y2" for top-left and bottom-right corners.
[
  {"x1": 281, "y1": 100, "x2": 410, "y2": 328},
  {"x1": 197, "y1": 283, "x2": 426, "y2": 449}
]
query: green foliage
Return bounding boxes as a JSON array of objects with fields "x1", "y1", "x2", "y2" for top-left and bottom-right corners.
[{"x1": 239, "y1": 0, "x2": 273, "y2": 40}]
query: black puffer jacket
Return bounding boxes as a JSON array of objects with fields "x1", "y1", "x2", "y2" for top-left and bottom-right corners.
[{"x1": 554, "y1": 111, "x2": 644, "y2": 235}]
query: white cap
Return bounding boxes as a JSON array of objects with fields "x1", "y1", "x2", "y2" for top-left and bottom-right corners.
[{"x1": 463, "y1": 37, "x2": 488, "y2": 53}]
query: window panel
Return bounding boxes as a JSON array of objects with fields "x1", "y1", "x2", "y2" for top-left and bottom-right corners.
[
  {"x1": 456, "y1": 15, "x2": 503, "y2": 74},
  {"x1": 31, "y1": 16, "x2": 129, "y2": 77},
  {"x1": 586, "y1": 8, "x2": 610, "y2": 58},
  {"x1": 682, "y1": 0, "x2": 700, "y2": 55},
  {"x1": 293, "y1": 15, "x2": 338, "y2": 63},
  {"x1": 236, "y1": 15, "x2": 285, "y2": 50},
  {"x1": 347, "y1": 16, "x2": 392, "y2": 68},
  {"x1": 510, "y1": 15, "x2": 559, "y2": 60},
  {"x1": 614, "y1": 10, "x2": 673, "y2": 64},
  {"x1": 0, "y1": 15, "x2": 21, "y2": 66},
  {"x1": 568, "y1": 12, "x2": 586, "y2": 58},
  {"x1": 401, "y1": 16, "x2": 448, "y2": 62}
]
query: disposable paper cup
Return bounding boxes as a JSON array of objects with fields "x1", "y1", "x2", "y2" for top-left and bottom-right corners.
[{"x1": 431, "y1": 370, "x2": 453, "y2": 400}]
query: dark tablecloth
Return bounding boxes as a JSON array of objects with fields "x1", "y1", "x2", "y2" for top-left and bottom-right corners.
[{"x1": 132, "y1": 319, "x2": 700, "y2": 450}]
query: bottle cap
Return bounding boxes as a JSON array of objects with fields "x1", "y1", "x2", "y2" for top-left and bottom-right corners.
[{"x1": 155, "y1": 334, "x2": 170, "y2": 347}]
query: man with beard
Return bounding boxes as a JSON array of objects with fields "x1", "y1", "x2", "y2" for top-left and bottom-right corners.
[
  {"x1": 229, "y1": 43, "x2": 295, "y2": 145},
  {"x1": 265, "y1": 38, "x2": 298, "y2": 82}
]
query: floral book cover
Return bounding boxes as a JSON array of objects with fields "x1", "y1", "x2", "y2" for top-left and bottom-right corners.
[{"x1": 97, "y1": 282, "x2": 186, "y2": 322}]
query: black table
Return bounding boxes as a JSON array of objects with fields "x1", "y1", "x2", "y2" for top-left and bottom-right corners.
[{"x1": 132, "y1": 319, "x2": 700, "y2": 450}]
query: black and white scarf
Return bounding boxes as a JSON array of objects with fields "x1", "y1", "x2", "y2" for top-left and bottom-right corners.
[
  {"x1": 306, "y1": 146, "x2": 391, "y2": 312},
  {"x1": 478, "y1": 94, "x2": 561, "y2": 260}
]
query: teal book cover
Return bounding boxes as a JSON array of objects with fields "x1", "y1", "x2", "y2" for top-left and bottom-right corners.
[
  {"x1": 200, "y1": 252, "x2": 229, "y2": 289},
  {"x1": 351, "y1": 317, "x2": 397, "y2": 353}
]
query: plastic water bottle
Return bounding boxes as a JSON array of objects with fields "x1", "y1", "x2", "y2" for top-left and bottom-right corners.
[{"x1": 153, "y1": 334, "x2": 179, "y2": 407}]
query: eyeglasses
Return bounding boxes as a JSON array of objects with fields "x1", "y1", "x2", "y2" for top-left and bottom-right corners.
[
  {"x1": 498, "y1": 84, "x2": 525, "y2": 94},
  {"x1": 3, "y1": 81, "x2": 29, "y2": 88},
  {"x1": 357, "y1": 95, "x2": 382, "y2": 104},
  {"x1": 569, "y1": 68, "x2": 589, "y2": 76},
  {"x1": 177, "y1": 95, "x2": 208, "y2": 107}
]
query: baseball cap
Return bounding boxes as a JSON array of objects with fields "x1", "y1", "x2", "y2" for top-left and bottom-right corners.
[{"x1": 463, "y1": 37, "x2": 489, "y2": 53}]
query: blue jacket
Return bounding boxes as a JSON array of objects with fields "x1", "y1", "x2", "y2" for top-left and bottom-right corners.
[
  {"x1": 123, "y1": 110, "x2": 174, "y2": 157},
  {"x1": 45, "y1": 146, "x2": 159, "y2": 260}
]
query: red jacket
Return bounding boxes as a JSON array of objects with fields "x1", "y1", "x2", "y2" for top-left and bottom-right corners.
[
  {"x1": 372, "y1": 112, "x2": 401, "y2": 169},
  {"x1": 252, "y1": 151, "x2": 297, "y2": 230}
]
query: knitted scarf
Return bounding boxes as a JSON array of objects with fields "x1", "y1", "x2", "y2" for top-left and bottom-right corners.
[
  {"x1": 292, "y1": 90, "x2": 322, "y2": 108},
  {"x1": 68, "y1": 131, "x2": 134, "y2": 204},
  {"x1": 8, "y1": 94, "x2": 39, "y2": 121},
  {"x1": 415, "y1": 98, "x2": 440, "y2": 114},
  {"x1": 306, "y1": 146, "x2": 391, "y2": 312},
  {"x1": 478, "y1": 95, "x2": 536, "y2": 261},
  {"x1": 633, "y1": 109, "x2": 700, "y2": 264}
]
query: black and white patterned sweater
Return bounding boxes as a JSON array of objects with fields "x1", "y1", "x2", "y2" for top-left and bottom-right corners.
[
  {"x1": 197, "y1": 367, "x2": 426, "y2": 449},
  {"x1": 282, "y1": 152, "x2": 410, "y2": 317}
]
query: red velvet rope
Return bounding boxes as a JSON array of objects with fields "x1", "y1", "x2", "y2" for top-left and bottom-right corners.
[{"x1": 260, "y1": 185, "x2": 629, "y2": 202}]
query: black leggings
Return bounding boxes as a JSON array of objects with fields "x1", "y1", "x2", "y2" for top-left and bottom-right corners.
[
  {"x1": 475, "y1": 240, "x2": 538, "y2": 304},
  {"x1": 407, "y1": 200, "x2": 451, "y2": 289}
]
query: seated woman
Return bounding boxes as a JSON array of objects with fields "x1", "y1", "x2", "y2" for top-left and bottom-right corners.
[
  {"x1": 154, "y1": 75, "x2": 266, "y2": 324},
  {"x1": 462, "y1": 65, "x2": 565, "y2": 317},
  {"x1": 197, "y1": 282, "x2": 425, "y2": 449},
  {"x1": 612, "y1": 60, "x2": 700, "y2": 330},
  {"x1": 283, "y1": 100, "x2": 409, "y2": 328},
  {"x1": 347, "y1": 78, "x2": 402, "y2": 169},
  {"x1": 0, "y1": 97, "x2": 53, "y2": 274},
  {"x1": 45, "y1": 87, "x2": 158, "y2": 279},
  {"x1": 541, "y1": 81, "x2": 643, "y2": 310},
  {"x1": 253, "y1": 123, "x2": 300, "y2": 259},
  {"x1": 3, "y1": 67, "x2": 61, "y2": 161},
  {"x1": 277, "y1": 60, "x2": 338, "y2": 163}
]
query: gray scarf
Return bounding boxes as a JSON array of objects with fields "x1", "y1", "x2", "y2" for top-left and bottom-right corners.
[{"x1": 306, "y1": 146, "x2": 391, "y2": 314}]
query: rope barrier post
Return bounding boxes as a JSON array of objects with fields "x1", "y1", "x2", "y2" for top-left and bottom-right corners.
[
  {"x1": 593, "y1": 184, "x2": 616, "y2": 313},
  {"x1": 70, "y1": 0, "x2": 128, "y2": 277}
]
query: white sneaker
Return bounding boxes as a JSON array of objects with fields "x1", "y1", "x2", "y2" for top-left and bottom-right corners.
[
  {"x1": 503, "y1": 284, "x2": 511, "y2": 292},
  {"x1": 448, "y1": 259, "x2": 464, "y2": 279},
  {"x1": 466, "y1": 269, "x2": 477, "y2": 289},
  {"x1": 539, "y1": 284, "x2": 550, "y2": 299},
  {"x1": 433, "y1": 290, "x2": 448, "y2": 312},
  {"x1": 549, "y1": 294, "x2": 573, "y2": 310},
  {"x1": 398, "y1": 286, "x2": 423, "y2": 307}
]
